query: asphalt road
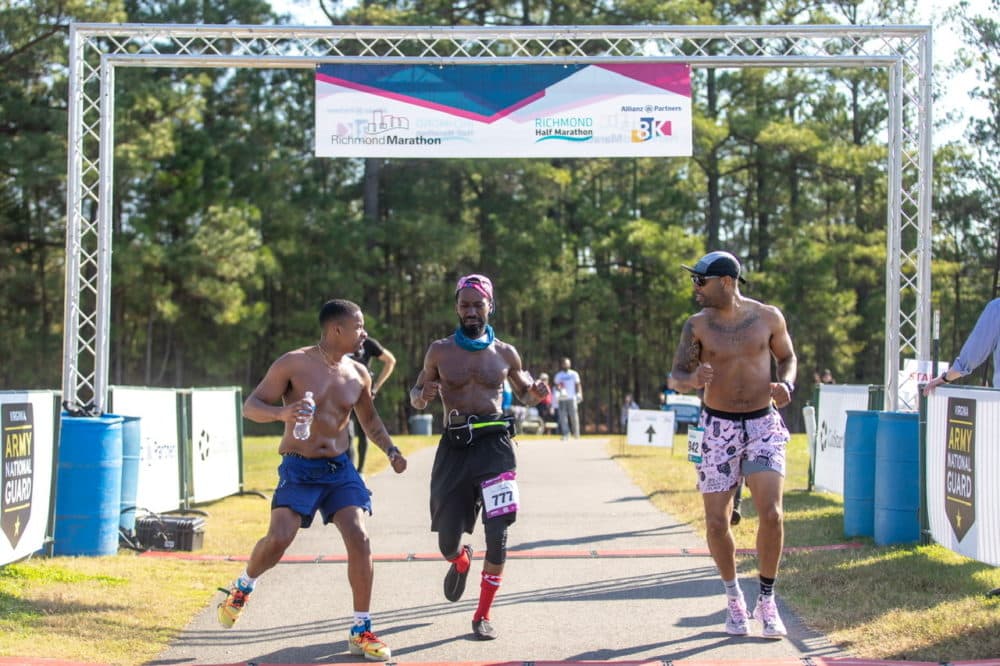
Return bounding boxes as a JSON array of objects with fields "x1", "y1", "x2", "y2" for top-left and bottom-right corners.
[{"x1": 151, "y1": 437, "x2": 841, "y2": 665}]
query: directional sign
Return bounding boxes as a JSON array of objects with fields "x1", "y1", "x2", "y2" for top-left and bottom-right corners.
[{"x1": 626, "y1": 409, "x2": 676, "y2": 447}]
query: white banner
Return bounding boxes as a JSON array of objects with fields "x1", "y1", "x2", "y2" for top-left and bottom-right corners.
[
  {"x1": 814, "y1": 384, "x2": 871, "y2": 495},
  {"x1": 109, "y1": 387, "x2": 182, "y2": 514},
  {"x1": 898, "y1": 358, "x2": 948, "y2": 412},
  {"x1": 316, "y1": 64, "x2": 692, "y2": 158},
  {"x1": 926, "y1": 386, "x2": 1000, "y2": 566},
  {"x1": 189, "y1": 388, "x2": 241, "y2": 503},
  {"x1": 626, "y1": 409, "x2": 676, "y2": 447},
  {"x1": 0, "y1": 391, "x2": 56, "y2": 565}
]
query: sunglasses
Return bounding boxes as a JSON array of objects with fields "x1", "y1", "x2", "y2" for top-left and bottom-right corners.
[{"x1": 691, "y1": 275, "x2": 722, "y2": 287}]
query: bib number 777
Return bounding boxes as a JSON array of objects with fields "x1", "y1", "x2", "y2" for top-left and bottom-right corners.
[{"x1": 481, "y1": 471, "x2": 519, "y2": 519}]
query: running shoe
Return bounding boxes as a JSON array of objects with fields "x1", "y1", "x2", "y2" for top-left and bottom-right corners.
[
  {"x1": 725, "y1": 596, "x2": 750, "y2": 635},
  {"x1": 349, "y1": 623, "x2": 392, "y2": 661},
  {"x1": 444, "y1": 544, "x2": 474, "y2": 602},
  {"x1": 752, "y1": 594, "x2": 788, "y2": 638},
  {"x1": 472, "y1": 618, "x2": 498, "y2": 640},
  {"x1": 217, "y1": 582, "x2": 251, "y2": 628}
]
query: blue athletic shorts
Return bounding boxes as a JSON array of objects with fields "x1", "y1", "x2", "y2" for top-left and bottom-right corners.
[{"x1": 272, "y1": 453, "x2": 372, "y2": 528}]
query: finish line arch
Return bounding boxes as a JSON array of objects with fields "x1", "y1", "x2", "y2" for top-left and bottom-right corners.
[{"x1": 61, "y1": 23, "x2": 933, "y2": 412}]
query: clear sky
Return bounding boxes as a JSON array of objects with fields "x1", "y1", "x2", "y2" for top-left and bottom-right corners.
[{"x1": 272, "y1": 0, "x2": 991, "y2": 146}]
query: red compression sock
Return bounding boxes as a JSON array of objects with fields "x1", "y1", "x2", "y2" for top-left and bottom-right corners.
[
  {"x1": 473, "y1": 572, "x2": 502, "y2": 621},
  {"x1": 448, "y1": 549, "x2": 470, "y2": 574}
]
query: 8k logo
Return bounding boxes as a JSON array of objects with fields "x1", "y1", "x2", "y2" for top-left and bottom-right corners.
[{"x1": 631, "y1": 117, "x2": 672, "y2": 142}]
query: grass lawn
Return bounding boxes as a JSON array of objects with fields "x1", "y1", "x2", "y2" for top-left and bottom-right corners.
[
  {"x1": 0, "y1": 434, "x2": 437, "y2": 665},
  {"x1": 610, "y1": 434, "x2": 1000, "y2": 661}
]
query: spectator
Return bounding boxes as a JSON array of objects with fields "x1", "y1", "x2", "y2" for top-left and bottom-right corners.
[
  {"x1": 924, "y1": 297, "x2": 1000, "y2": 393},
  {"x1": 554, "y1": 357, "x2": 582, "y2": 440},
  {"x1": 821, "y1": 369, "x2": 835, "y2": 384},
  {"x1": 620, "y1": 393, "x2": 639, "y2": 433},
  {"x1": 536, "y1": 373, "x2": 554, "y2": 422},
  {"x1": 348, "y1": 336, "x2": 396, "y2": 473}
]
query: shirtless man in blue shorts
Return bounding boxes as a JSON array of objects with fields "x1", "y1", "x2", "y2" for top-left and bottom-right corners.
[
  {"x1": 217, "y1": 299, "x2": 407, "y2": 661},
  {"x1": 669, "y1": 252, "x2": 798, "y2": 639}
]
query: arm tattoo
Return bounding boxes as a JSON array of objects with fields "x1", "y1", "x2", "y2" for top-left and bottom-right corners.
[
  {"x1": 675, "y1": 320, "x2": 701, "y2": 372},
  {"x1": 686, "y1": 337, "x2": 702, "y2": 371}
]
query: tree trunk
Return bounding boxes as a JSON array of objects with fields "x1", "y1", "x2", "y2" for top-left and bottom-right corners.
[
  {"x1": 362, "y1": 157, "x2": 382, "y2": 316},
  {"x1": 705, "y1": 68, "x2": 722, "y2": 247}
]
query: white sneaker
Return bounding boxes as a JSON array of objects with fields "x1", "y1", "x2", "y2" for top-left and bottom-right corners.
[
  {"x1": 752, "y1": 594, "x2": 787, "y2": 638},
  {"x1": 725, "y1": 596, "x2": 750, "y2": 635}
]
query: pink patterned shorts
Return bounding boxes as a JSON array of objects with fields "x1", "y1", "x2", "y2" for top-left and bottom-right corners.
[{"x1": 695, "y1": 406, "x2": 789, "y2": 494}]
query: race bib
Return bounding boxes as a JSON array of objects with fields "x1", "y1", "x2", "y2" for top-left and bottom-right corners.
[
  {"x1": 687, "y1": 427, "x2": 704, "y2": 463},
  {"x1": 481, "y1": 471, "x2": 519, "y2": 519}
]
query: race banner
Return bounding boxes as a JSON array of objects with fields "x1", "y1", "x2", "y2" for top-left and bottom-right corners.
[
  {"x1": 315, "y1": 64, "x2": 692, "y2": 158},
  {"x1": 814, "y1": 384, "x2": 871, "y2": 495},
  {"x1": 1, "y1": 391, "x2": 56, "y2": 565},
  {"x1": 926, "y1": 386, "x2": 1000, "y2": 566}
]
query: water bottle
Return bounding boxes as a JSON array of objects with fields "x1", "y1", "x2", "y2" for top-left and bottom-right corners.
[{"x1": 293, "y1": 391, "x2": 315, "y2": 440}]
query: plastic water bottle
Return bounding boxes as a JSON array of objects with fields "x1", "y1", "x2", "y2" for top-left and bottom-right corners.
[{"x1": 293, "y1": 392, "x2": 315, "y2": 440}]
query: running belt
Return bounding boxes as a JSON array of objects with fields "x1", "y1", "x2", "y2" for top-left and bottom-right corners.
[{"x1": 445, "y1": 414, "x2": 515, "y2": 446}]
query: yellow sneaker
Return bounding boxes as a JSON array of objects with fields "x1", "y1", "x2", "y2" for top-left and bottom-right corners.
[
  {"x1": 348, "y1": 625, "x2": 392, "y2": 661},
  {"x1": 217, "y1": 583, "x2": 250, "y2": 628}
]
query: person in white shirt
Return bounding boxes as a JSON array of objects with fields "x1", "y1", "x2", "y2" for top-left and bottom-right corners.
[
  {"x1": 620, "y1": 393, "x2": 639, "y2": 433},
  {"x1": 553, "y1": 357, "x2": 582, "y2": 439}
]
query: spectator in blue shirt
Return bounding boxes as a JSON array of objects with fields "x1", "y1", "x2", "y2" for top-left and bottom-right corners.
[{"x1": 924, "y1": 297, "x2": 1000, "y2": 393}]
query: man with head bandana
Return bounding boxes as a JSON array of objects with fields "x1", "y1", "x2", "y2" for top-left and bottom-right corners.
[{"x1": 410, "y1": 274, "x2": 549, "y2": 641}]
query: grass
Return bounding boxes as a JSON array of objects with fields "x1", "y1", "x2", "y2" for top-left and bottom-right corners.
[
  {"x1": 610, "y1": 434, "x2": 1000, "y2": 661},
  {"x1": 0, "y1": 434, "x2": 438, "y2": 665},
  {"x1": 5, "y1": 432, "x2": 999, "y2": 663}
]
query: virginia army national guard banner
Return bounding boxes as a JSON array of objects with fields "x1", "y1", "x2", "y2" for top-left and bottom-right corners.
[{"x1": 0, "y1": 391, "x2": 55, "y2": 565}]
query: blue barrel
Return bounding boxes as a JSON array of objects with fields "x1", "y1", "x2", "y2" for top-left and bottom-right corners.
[
  {"x1": 843, "y1": 410, "x2": 879, "y2": 537},
  {"x1": 54, "y1": 414, "x2": 124, "y2": 556},
  {"x1": 874, "y1": 411, "x2": 920, "y2": 545},
  {"x1": 408, "y1": 414, "x2": 433, "y2": 435},
  {"x1": 119, "y1": 416, "x2": 141, "y2": 533}
]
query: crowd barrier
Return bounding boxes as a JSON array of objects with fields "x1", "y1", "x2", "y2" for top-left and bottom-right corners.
[
  {"x1": 813, "y1": 384, "x2": 872, "y2": 495},
  {"x1": 1, "y1": 387, "x2": 244, "y2": 563},
  {"x1": 0, "y1": 391, "x2": 59, "y2": 566},
  {"x1": 923, "y1": 385, "x2": 1000, "y2": 566},
  {"x1": 109, "y1": 386, "x2": 244, "y2": 512}
]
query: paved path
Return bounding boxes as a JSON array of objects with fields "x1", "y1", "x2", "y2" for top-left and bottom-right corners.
[{"x1": 151, "y1": 438, "x2": 841, "y2": 665}]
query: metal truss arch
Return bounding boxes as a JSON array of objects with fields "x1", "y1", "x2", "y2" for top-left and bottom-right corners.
[{"x1": 63, "y1": 23, "x2": 933, "y2": 412}]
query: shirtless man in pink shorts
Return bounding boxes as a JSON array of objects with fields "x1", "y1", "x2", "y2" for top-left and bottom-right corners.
[{"x1": 669, "y1": 251, "x2": 797, "y2": 639}]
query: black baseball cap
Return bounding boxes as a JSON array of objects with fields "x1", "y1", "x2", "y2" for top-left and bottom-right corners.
[{"x1": 681, "y1": 251, "x2": 747, "y2": 284}]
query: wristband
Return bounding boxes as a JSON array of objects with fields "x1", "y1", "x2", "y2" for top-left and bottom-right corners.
[
  {"x1": 781, "y1": 381, "x2": 795, "y2": 394},
  {"x1": 386, "y1": 446, "x2": 401, "y2": 461},
  {"x1": 940, "y1": 374, "x2": 953, "y2": 384}
]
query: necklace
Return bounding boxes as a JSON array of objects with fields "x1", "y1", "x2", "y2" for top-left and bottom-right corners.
[{"x1": 316, "y1": 341, "x2": 337, "y2": 367}]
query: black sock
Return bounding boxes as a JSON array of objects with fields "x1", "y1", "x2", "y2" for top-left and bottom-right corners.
[{"x1": 759, "y1": 575, "x2": 775, "y2": 597}]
